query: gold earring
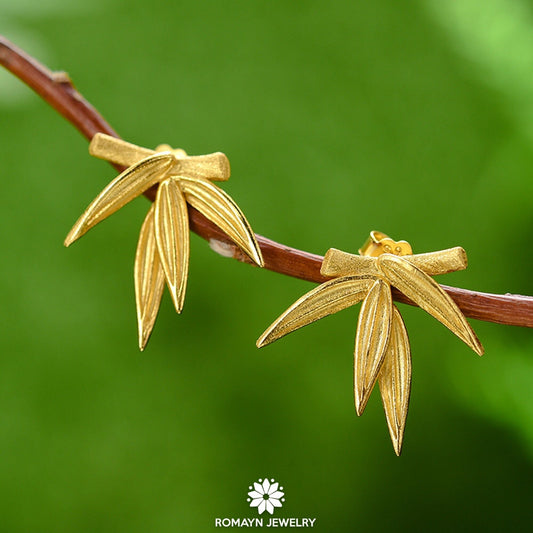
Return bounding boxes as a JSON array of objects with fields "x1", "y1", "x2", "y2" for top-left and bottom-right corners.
[
  {"x1": 65, "y1": 134, "x2": 263, "y2": 350},
  {"x1": 257, "y1": 231, "x2": 483, "y2": 455}
]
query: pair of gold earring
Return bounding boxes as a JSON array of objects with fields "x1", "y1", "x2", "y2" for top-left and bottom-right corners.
[{"x1": 65, "y1": 135, "x2": 483, "y2": 455}]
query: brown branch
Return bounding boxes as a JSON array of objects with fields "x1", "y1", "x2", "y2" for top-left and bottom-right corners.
[{"x1": 2, "y1": 35, "x2": 532, "y2": 328}]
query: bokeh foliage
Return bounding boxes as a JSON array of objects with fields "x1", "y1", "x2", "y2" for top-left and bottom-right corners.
[{"x1": 1, "y1": 0, "x2": 532, "y2": 531}]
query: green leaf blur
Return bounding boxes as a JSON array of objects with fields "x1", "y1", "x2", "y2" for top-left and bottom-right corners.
[{"x1": 0, "y1": 0, "x2": 532, "y2": 531}]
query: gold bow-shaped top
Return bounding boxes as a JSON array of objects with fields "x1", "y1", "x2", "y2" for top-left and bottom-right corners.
[
  {"x1": 257, "y1": 231, "x2": 483, "y2": 455},
  {"x1": 65, "y1": 134, "x2": 264, "y2": 349}
]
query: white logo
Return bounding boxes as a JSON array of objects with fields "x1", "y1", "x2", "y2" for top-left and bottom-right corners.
[
  {"x1": 214, "y1": 477, "x2": 316, "y2": 528},
  {"x1": 247, "y1": 478, "x2": 285, "y2": 515}
]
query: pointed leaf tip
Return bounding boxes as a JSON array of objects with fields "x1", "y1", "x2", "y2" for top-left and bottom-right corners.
[
  {"x1": 178, "y1": 176, "x2": 263, "y2": 267},
  {"x1": 378, "y1": 305, "x2": 411, "y2": 456},
  {"x1": 154, "y1": 178, "x2": 190, "y2": 314},
  {"x1": 135, "y1": 205, "x2": 165, "y2": 351},
  {"x1": 377, "y1": 254, "x2": 483, "y2": 356},
  {"x1": 65, "y1": 152, "x2": 174, "y2": 246},
  {"x1": 257, "y1": 275, "x2": 376, "y2": 348},
  {"x1": 354, "y1": 279, "x2": 393, "y2": 416}
]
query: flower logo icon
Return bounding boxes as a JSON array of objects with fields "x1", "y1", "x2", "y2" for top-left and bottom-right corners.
[{"x1": 247, "y1": 478, "x2": 285, "y2": 515}]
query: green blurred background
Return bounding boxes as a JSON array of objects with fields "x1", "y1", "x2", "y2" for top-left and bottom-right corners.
[{"x1": 1, "y1": 0, "x2": 533, "y2": 531}]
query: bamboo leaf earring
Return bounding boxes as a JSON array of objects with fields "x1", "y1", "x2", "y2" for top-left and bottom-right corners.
[
  {"x1": 258, "y1": 231, "x2": 483, "y2": 455},
  {"x1": 65, "y1": 134, "x2": 264, "y2": 349}
]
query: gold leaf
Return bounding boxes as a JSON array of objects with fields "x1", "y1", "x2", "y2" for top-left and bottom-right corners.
[
  {"x1": 89, "y1": 134, "x2": 156, "y2": 168},
  {"x1": 321, "y1": 247, "x2": 468, "y2": 278},
  {"x1": 354, "y1": 279, "x2": 392, "y2": 416},
  {"x1": 377, "y1": 254, "x2": 483, "y2": 356},
  {"x1": 135, "y1": 205, "x2": 165, "y2": 351},
  {"x1": 154, "y1": 178, "x2": 190, "y2": 313},
  {"x1": 378, "y1": 305, "x2": 411, "y2": 456},
  {"x1": 65, "y1": 152, "x2": 174, "y2": 246},
  {"x1": 177, "y1": 176, "x2": 263, "y2": 267},
  {"x1": 257, "y1": 275, "x2": 376, "y2": 348},
  {"x1": 90, "y1": 134, "x2": 230, "y2": 181},
  {"x1": 177, "y1": 153, "x2": 230, "y2": 182}
]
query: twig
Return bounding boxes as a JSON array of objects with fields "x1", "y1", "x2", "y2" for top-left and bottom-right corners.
[{"x1": 1, "y1": 35, "x2": 532, "y2": 328}]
